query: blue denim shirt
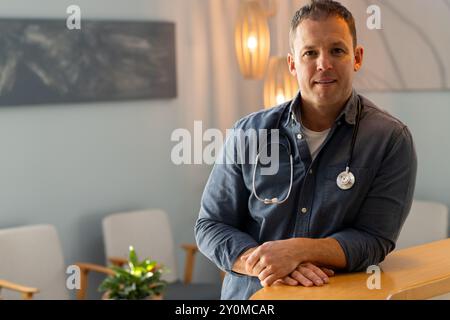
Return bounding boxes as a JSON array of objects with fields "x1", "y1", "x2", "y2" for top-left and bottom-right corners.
[{"x1": 195, "y1": 89, "x2": 417, "y2": 300}]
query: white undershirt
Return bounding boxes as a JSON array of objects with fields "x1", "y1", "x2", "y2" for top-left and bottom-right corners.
[{"x1": 302, "y1": 125, "x2": 330, "y2": 161}]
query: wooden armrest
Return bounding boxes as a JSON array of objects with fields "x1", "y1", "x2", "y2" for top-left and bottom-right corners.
[
  {"x1": 181, "y1": 243, "x2": 198, "y2": 252},
  {"x1": 181, "y1": 243, "x2": 224, "y2": 284},
  {"x1": 0, "y1": 279, "x2": 39, "y2": 300},
  {"x1": 181, "y1": 243, "x2": 198, "y2": 284},
  {"x1": 74, "y1": 262, "x2": 115, "y2": 300},
  {"x1": 75, "y1": 262, "x2": 116, "y2": 276},
  {"x1": 108, "y1": 256, "x2": 128, "y2": 267}
]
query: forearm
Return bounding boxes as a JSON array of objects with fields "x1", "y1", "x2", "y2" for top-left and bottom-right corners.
[
  {"x1": 295, "y1": 237, "x2": 347, "y2": 270},
  {"x1": 330, "y1": 228, "x2": 393, "y2": 271},
  {"x1": 195, "y1": 218, "x2": 259, "y2": 272}
]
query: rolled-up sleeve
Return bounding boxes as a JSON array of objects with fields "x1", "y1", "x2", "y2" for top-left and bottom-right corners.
[
  {"x1": 194, "y1": 125, "x2": 259, "y2": 273},
  {"x1": 330, "y1": 126, "x2": 417, "y2": 272}
]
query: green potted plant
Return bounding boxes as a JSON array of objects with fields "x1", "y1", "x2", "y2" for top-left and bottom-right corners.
[{"x1": 99, "y1": 246, "x2": 168, "y2": 300}]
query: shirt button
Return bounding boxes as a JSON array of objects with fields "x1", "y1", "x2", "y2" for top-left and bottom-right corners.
[
  {"x1": 309, "y1": 169, "x2": 313, "y2": 174},
  {"x1": 297, "y1": 134, "x2": 303, "y2": 140},
  {"x1": 301, "y1": 207, "x2": 308, "y2": 214}
]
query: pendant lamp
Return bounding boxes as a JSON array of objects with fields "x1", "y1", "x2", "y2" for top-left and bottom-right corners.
[
  {"x1": 263, "y1": 56, "x2": 298, "y2": 108},
  {"x1": 235, "y1": 0, "x2": 271, "y2": 79}
]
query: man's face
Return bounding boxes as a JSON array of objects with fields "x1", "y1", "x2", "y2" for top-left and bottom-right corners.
[{"x1": 288, "y1": 16, "x2": 363, "y2": 110}]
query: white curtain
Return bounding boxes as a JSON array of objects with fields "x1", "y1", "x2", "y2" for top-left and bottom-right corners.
[{"x1": 172, "y1": 0, "x2": 261, "y2": 133}]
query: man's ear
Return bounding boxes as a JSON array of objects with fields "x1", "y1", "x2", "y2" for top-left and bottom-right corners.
[
  {"x1": 287, "y1": 53, "x2": 297, "y2": 76},
  {"x1": 354, "y1": 45, "x2": 364, "y2": 72}
]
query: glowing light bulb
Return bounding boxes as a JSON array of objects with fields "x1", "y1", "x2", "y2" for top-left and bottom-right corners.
[
  {"x1": 276, "y1": 92, "x2": 286, "y2": 104},
  {"x1": 247, "y1": 36, "x2": 258, "y2": 51}
]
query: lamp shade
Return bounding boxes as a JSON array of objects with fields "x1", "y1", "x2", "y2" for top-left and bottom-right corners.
[
  {"x1": 263, "y1": 56, "x2": 299, "y2": 108},
  {"x1": 235, "y1": 0, "x2": 271, "y2": 79}
]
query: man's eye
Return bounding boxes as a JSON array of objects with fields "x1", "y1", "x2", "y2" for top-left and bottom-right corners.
[
  {"x1": 332, "y1": 48, "x2": 345, "y2": 54},
  {"x1": 303, "y1": 51, "x2": 316, "y2": 57}
]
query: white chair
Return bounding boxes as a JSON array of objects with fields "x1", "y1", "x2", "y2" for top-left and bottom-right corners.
[
  {"x1": 396, "y1": 200, "x2": 449, "y2": 250},
  {"x1": 102, "y1": 209, "x2": 221, "y2": 299},
  {"x1": 0, "y1": 224, "x2": 113, "y2": 300}
]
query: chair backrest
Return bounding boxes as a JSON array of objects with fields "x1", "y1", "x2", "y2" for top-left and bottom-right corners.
[
  {"x1": 396, "y1": 200, "x2": 449, "y2": 250},
  {"x1": 0, "y1": 224, "x2": 69, "y2": 299},
  {"x1": 102, "y1": 209, "x2": 178, "y2": 283}
]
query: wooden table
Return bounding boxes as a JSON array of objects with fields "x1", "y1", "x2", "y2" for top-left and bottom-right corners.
[{"x1": 250, "y1": 239, "x2": 450, "y2": 300}]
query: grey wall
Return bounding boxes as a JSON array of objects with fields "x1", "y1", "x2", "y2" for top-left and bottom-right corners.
[
  {"x1": 364, "y1": 91, "x2": 450, "y2": 236},
  {"x1": 0, "y1": 0, "x2": 225, "y2": 298}
]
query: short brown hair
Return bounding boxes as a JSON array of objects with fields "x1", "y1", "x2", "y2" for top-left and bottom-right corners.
[{"x1": 289, "y1": 0, "x2": 357, "y2": 52}]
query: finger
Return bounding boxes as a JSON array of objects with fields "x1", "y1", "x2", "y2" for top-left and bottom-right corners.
[
  {"x1": 258, "y1": 266, "x2": 273, "y2": 282},
  {"x1": 245, "y1": 257, "x2": 259, "y2": 274},
  {"x1": 297, "y1": 265, "x2": 324, "y2": 286},
  {"x1": 281, "y1": 276, "x2": 298, "y2": 286},
  {"x1": 244, "y1": 251, "x2": 260, "y2": 273},
  {"x1": 252, "y1": 261, "x2": 267, "y2": 276},
  {"x1": 321, "y1": 268, "x2": 335, "y2": 277},
  {"x1": 240, "y1": 249, "x2": 254, "y2": 261},
  {"x1": 260, "y1": 274, "x2": 279, "y2": 287},
  {"x1": 290, "y1": 270, "x2": 314, "y2": 287},
  {"x1": 273, "y1": 279, "x2": 284, "y2": 285},
  {"x1": 303, "y1": 263, "x2": 329, "y2": 283},
  {"x1": 273, "y1": 277, "x2": 296, "y2": 286}
]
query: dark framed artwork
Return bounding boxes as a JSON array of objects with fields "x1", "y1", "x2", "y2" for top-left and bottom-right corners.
[{"x1": 0, "y1": 19, "x2": 177, "y2": 106}]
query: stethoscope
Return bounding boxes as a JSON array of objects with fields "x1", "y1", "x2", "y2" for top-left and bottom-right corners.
[
  {"x1": 252, "y1": 101, "x2": 363, "y2": 205},
  {"x1": 252, "y1": 136, "x2": 294, "y2": 205}
]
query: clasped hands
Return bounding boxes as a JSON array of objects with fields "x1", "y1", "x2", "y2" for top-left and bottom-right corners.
[{"x1": 241, "y1": 239, "x2": 334, "y2": 287}]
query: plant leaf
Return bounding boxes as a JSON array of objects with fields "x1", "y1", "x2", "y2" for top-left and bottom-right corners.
[{"x1": 128, "y1": 245, "x2": 138, "y2": 268}]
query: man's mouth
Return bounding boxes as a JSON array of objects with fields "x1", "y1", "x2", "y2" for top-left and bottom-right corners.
[{"x1": 314, "y1": 79, "x2": 337, "y2": 85}]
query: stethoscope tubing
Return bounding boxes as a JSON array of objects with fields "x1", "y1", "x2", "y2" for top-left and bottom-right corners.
[
  {"x1": 252, "y1": 142, "x2": 294, "y2": 205},
  {"x1": 251, "y1": 97, "x2": 363, "y2": 205}
]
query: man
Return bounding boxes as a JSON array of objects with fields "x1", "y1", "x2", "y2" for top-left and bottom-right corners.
[{"x1": 195, "y1": 0, "x2": 417, "y2": 300}]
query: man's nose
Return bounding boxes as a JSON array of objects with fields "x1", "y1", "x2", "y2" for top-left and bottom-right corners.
[{"x1": 316, "y1": 53, "x2": 333, "y2": 71}]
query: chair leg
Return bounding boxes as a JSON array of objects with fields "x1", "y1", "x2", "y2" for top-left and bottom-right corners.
[
  {"x1": 77, "y1": 269, "x2": 89, "y2": 300},
  {"x1": 183, "y1": 249, "x2": 197, "y2": 284},
  {"x1": 21, "y1": 292, "x2": 34, "y2": 300}
]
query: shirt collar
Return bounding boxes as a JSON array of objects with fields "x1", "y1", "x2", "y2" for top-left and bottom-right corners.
[
  {"x1": 339, "y1": 88, "x2": 359, "y2": 125},
  {"x1": 284, "y1": 88, "x2": 359, "y2": 128}
]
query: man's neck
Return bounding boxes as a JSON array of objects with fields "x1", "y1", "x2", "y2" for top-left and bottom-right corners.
[{"x1": 296, "y1": 97, "x2": 350, "y2": 132}]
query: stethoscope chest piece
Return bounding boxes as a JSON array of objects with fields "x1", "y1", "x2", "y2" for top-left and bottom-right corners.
[{"x1": 337, "y1": 167, "x2": 355, "y2": 190}]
